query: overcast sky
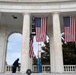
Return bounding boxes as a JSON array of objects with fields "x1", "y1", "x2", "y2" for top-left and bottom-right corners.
[{"x1": 6, "y1": 33, "x2": 45, "y2": 65}]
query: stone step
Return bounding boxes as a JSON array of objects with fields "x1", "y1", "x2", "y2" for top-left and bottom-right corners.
[{"x1": 0, "y1": 73, "x2": 76, "y2": 75}]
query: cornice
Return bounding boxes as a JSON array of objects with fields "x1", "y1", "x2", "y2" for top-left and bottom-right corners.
[
  {"x1": 0, "y1": 1, "x2": 76, "y2": 13},
  {"x1": 0, "y1": 0, "x2": 76, "y2": 4}
]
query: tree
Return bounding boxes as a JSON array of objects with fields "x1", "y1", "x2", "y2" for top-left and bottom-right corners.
[
  {"x1": 62, "y1": 42, "x2": 76, "y2": 65},
  {"x1": 41, "y1": 41, "x2": 50, "y2": 65},
  {"x1": 41, "y1": 41, "x2": 76, "y2": 65},
  {"x1": 33, "y1": 56, "x2": 38, "y2": 65}
]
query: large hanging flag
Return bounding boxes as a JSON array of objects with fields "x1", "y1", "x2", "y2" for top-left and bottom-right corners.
[
  {"x1": 64, "y1": 16, "x2": 76, "y2": 42},
  {"x1": 34, "y1": 17, "x2": 48, "y2": 42},
  {"x1": 29, "y1": 35, "x2": 34, "y2": 58}
]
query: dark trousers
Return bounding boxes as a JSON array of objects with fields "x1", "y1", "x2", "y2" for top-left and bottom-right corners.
[{"x1": 12, "y1": 66, "x2": 16, "y2": 73}]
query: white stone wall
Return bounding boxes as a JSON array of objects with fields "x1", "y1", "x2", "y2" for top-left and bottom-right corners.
[
  {"x1": 6, "y1": 26, "x2": 22, "y2": 36},
  {"x1": 0, "y1": 25, "x2": 22, "y2": 72}
]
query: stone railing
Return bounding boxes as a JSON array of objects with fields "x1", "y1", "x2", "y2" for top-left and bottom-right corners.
[
  {"x1": 32, "y1": 65, "x2": 50, "y2": 72},
  {"x1": 5, "y1": 65, "x2": 20, "y2": 73},
  {"x1": 5, "y1": 65, "x2": 76, "y2": 73},
  {"x1": 64, "y1": 65, "x2": 76, "y2": 72}
]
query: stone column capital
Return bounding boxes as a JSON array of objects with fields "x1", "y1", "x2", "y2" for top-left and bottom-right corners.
[
  {"x1": 22, "y1": 12, "x2": 31, "y2": 16},
  {"x1": 52, "y1": 11, "x2": 60, "y2": 16}
]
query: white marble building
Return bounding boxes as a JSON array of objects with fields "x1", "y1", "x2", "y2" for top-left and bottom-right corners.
[{"x1": 0, "y1": 0, "x2": 76, "y2": 74}]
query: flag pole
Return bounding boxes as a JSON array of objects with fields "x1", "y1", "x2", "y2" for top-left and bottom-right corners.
[{"x1": 38, "y1": 42, "x2": 42, "y2": 72}]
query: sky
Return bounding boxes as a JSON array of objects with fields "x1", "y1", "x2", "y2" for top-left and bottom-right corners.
[{"x1": 6, "y1": 33, "x2": 45, "y2": 65}]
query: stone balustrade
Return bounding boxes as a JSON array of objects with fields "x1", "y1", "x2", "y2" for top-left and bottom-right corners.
[
  {"x1": 5, "y1": 65, "x2": 20, "y2": 73},
  {"x1": 5, "y1": 65, "x2": 76, "y2": 73},
  {"x1": 64, "y1": 65, "x2": 76, "y2": 72}
]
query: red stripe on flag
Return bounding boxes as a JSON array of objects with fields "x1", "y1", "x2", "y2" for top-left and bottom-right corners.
[{"x1": 29, "y1": 36, "x2": 34, "y2": 58}]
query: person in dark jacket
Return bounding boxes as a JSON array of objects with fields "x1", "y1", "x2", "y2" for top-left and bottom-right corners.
[{"x1": 12, "y1": 58, "x2": 19, "y2": 73}]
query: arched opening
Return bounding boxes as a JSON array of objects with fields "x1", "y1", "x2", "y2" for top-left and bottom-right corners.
[{"x1": 6, "y1": 33, "x2": 22, "y2": 69}]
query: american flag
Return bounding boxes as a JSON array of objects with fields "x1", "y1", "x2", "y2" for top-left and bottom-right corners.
[
  {"x1": 29, "y1": 35, "x2": 34, "y2": 58},
  {"x1": 64, "y1": 16, "x2": 76, "y2": 42},
  {"x1": 34, "y1": 17, "x2": 48, "y2": 42}
]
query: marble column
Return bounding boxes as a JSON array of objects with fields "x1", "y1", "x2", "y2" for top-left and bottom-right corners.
[
  {"x1": 29, "y1": 58, "x2": 32, "y2": 71},
  {"x1": 49, "y1": 25, "x2": 56, "y2": 73},
  {"x1": 52, "y1": 12, "x2": 64, "y2": 73},
  {"x1": 0, "y1": 26, "x2": 7, "y2": 73},
  {"x1": 21, "y1": 13, "x2": 31, "y2": 73},
  {"x1": 0, "y1": 12, "x2": 1, "y2": 21},
  {"x1": 0, "y1": 13, "x2": 6, "y2": 73}
]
